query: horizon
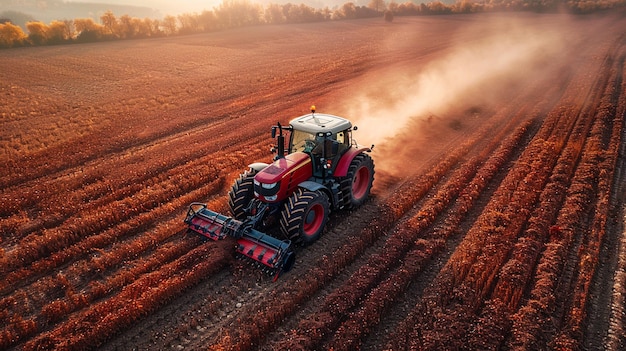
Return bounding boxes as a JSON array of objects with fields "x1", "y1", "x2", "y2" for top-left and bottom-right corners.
[
  {"x1": 0, "y1": 0, "x2": 378, "y2": 26},
  {"x1": 65, "y1": 0, "x2": 380, "y2": 15},
  {"x1": 66, "y1": 0, "x2": 225, "y2": 16}
]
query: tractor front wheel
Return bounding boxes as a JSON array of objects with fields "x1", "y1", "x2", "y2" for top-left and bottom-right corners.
[
  {"x1": 280, "y1": 189, "x2": 329, "y2": 245},
  {"x1": 341, "y1": 153, "x2": 375, "y2": 209},
  {"x1": 228, "y1": 169, "x2": 257, "y2": 220}
]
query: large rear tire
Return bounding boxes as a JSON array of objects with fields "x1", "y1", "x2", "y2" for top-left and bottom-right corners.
[
  {"x1": 341, "y1": 153, "x2": 374, "y2": 209},
  {"x1": 228, "y1": 169, "x2": 257, "y2": 220},
  {"x1": 280, "y1": 189, "x2": 329, "y2": 245}
]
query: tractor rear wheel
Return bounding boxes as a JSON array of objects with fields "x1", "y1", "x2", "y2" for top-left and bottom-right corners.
[
  {"x1": 341, "y1": 153, "x2": 374, "y2": 209},
  {"x1": 280, "y1": 189, "x2": 329, "y2": 244},
  {"x1": 228, "y1": 169, "x2": 257, "y2": 220}
]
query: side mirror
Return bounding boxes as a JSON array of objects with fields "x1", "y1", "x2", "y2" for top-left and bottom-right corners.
[{"x1": 271, "y1": 126, "x2": 277, "y2": 139}]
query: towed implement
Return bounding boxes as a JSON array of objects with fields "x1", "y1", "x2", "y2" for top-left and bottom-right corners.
[
  {"x1": 185, "y1": 203, "x2": 295, "y2": 276},
  {"x1": 184, "y1": 106, "x2": 374, "y2": 280}
]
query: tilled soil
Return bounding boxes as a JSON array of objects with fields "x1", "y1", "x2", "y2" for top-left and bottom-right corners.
[{"x1": 1, "y1": 12, "x2": 626, "y2": 351}]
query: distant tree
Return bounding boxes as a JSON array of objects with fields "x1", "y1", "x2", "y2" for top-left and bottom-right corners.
[
  {"x1": 119, "y1": 14, "x2": 140, "y2": 38},
  {"x1": 74, "y1": 18, "x2": 103, "y2": 42},
  {"x1": 354, "y1": 5, "x2": 380, "y2": 18},
  {"x1": 130, "y1": 17, "x2": 147, "y2": 37},
  {"x1": 63, "y1": 20, "x2": 75, "y2": 39},
  {"x1": 26, "y1": 21, "x2": 48, "y2": 45},
  {"x1": 74, "y1": 18, "x2": 101, "y2": 33},
  {"x1": 47, "y1": 20, "x2": 73, "y2": 43},
  {"x1": 453, "y1": 0, "x2": 479, "y2": 13},
  {"x1": 388, "y1": 1, "x2": 399, "y2": 13},
  {"x1": 286, "y1": 4, "x2": 319, "y2": 22},
  {"x1": 143, "y1": 18, "x2": 162, "y2": 36},
  {"x1": 0, "y1": 22, "x2": 27, "y2": 47},
  {"x1": 264, "y1": 3, "x2": 286, "y2": 24},
  {"x1": 395, "y1": 2, "x2": 421, "y2": 15},
  {"x1": 320, "y1": 7, "x2": 333, "y2": 20},
  {"x1": 178, "y1": 13, "x2": 201, "y2": 34},
  {"x1": 216, "y1": 0, "x2": 263, "y2": 28},
  {"x1": 368, "y1": 0, "x2": 387, "y2": 12},
  {"x1": 134, "y1": 17, "x2": 155, "y2": 37},
  {"x1": 337, "y1": 2, "x2": 358, "y2": 19},
  {"x1": 428, "y1": 1, "x2": 452, "y2": 14},
  {"x1": 162, "y1": 15, "x2": 177, "y2": 35},
  {"x1": 101, "y1": 10, "x2": 118, "y2": 38},
  {"x1": 198, "y1": 10, "x2": 218, "y2": 31},
  {"x1": 525, "y1": 0, "x2": 560, "y2": 12},
  {"x1": 384, "y1": 9, "x2": 394, "y2": 21}
]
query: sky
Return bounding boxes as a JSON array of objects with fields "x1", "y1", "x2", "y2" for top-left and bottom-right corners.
[
  {"x1": 66, "y1": 0, "x2": 357, "y2": 16},
  {"x1": 67, "y1": 0, "x2": 225, "y2": 16}
]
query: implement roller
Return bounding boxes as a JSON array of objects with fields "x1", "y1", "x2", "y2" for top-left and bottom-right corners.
[{"x1": 185, "y1": 203, "x2": 295, "y2": 280}]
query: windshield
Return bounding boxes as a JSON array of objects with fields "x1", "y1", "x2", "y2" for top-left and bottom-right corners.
[{"x1": 290, "y1": 129, "x2": 317, "y2": 153}]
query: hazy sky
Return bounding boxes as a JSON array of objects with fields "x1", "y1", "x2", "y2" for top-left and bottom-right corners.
[
  {"x1": 68, "y1": 0, "x2": 225, "y2": 15},
  {"x1": 67, "y1": 0, "x2": 351, "y2": 15}
]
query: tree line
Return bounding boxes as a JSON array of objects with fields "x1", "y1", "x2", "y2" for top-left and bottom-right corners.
[{"x1": 0, "y1": 0, "x2": 623, "y2": 48}]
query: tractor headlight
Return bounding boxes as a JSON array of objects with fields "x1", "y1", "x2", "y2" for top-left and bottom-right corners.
[
  {"x1": 261, "y1": 182, "x2": 277, "y2": 189},
  {"x1": 254, "y1": 180, "x2": 281, "y2": 197},
  {"x1": 264, "y1": 194, "x2": 278, "y2": 201}
]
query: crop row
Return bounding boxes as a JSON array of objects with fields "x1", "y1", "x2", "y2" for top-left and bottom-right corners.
[
  {"x1": 552, "y1": 52, "x2": 624, "y2": 348},
  {"x1": 606, "y1": 56, "x2": 626, "y2": 351},
  {"x1": 508, "y1": 45, "x2": 625, "y2": 350},
  {"x1": 607, "y1": 189, "x2": 626, "y2": 351}
]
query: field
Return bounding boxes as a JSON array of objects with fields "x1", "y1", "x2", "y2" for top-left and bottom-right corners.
[{"x1": 1, "y1": 12, "x2": 626, "y2": 350}]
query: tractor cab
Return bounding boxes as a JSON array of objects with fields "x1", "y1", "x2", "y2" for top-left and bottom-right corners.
[{"x1": 288, "y1": 109, "x2": 352, "y2": 177}]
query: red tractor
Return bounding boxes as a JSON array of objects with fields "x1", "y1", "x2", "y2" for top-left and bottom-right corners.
[{"x1": 184, "y1": 106, "x2": 374, "y2": 279}]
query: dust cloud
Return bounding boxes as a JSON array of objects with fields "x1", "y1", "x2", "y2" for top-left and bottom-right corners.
[{"x1": 343, "y1": 15, "x2": 573, "y2": 186}]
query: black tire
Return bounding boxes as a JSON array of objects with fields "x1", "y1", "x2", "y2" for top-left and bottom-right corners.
[
  {"x1": 228, "y1": 170, "x2": 256, "y2": 220},
  {"x1": 280, "y1": 189, "x2": 329, "y2": 245},
  {"x1": 340, "y1": 153, "x2": 375, "y2": 209}
]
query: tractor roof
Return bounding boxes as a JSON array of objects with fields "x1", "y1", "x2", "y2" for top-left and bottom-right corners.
[{"x1": 289, "y1": 113, "x2": 352, "y2": 135}]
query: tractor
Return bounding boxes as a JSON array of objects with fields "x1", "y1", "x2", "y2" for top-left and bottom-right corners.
[{"x1": 184, "y1": 106, "x2": 374, "y2": 280}]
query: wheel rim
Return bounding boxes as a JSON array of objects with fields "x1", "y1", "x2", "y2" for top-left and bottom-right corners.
[
  {"x1": 352, "y1": 166, "x2": 371, "y2": 200},
  {"x1": 303, "y1": 203, "x2": 324, "y2": 236}
]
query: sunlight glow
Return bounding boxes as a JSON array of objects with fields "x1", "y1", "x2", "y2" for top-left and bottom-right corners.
[{"x1": 156, "y1": 0, "x2": 224, "y2": 15}]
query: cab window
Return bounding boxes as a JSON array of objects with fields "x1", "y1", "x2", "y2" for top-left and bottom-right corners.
[{"x1": 291, "y1": 130, "x2": 317, "y2": 153}]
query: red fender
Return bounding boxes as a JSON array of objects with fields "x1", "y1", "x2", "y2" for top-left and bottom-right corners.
[{"x1": 334, "y1": 146, "x2": 371, "y2": 177}]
